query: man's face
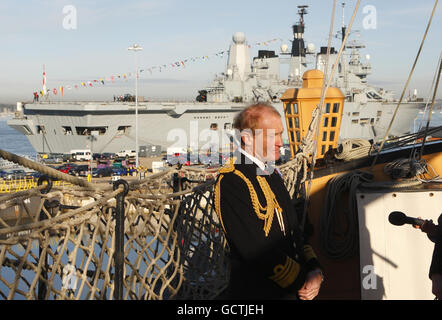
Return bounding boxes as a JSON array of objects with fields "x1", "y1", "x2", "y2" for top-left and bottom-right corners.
[{"x1": 251, "y1": 113, "x2": 284, "y2": 163}]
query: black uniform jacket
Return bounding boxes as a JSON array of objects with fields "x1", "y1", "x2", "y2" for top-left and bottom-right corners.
[
  {"x1": 214, "y1": 152, "x2": 321, "y2": 299},
  {"x1": 429, "y1": 214, "x2": 442, "y2": 279}
]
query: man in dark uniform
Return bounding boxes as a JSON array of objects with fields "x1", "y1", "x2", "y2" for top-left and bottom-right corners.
[
  {"x1": 420, "y1": 214, "x2": 442, "y2": 299},
  {"x1": 214, "y1": 103, "x2": 323, "y2": 300}
]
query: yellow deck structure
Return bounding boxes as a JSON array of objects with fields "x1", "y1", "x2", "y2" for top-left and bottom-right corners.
[{"x1": 281, "y1": 69, "x2": 344, "y2": 159}]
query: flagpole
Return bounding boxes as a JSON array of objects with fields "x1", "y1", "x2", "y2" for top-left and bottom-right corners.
[
  {"x1": 42, "y1": 64, "x2": 47, "y2": 101},
  {"x1": 128, "y1": 44, "x2": 143, "y2": 171}
]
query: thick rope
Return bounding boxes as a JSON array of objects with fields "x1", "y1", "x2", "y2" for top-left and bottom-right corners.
[
  {"x1": 319, "y1": 170, "x2": 373, "y2": 260},
  {"x1": 334, "y1": 139, "x2": 372, "y2": 161}
]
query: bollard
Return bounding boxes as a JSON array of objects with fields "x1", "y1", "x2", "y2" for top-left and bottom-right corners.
[{"x1": 112, "y1": 179, "x2": 129, "y2": 300}]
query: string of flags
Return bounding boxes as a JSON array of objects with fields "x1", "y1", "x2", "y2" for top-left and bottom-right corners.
[{"x1": 34, "y1": 38, "x2": 282, "y2": 98}]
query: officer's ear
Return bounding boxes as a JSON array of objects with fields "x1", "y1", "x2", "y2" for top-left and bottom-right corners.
[{"x1": 241, "y1": 129, "x2": 254, "y2": 148}]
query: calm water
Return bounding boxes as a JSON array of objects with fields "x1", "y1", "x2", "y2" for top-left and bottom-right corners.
[
  {"x1": 414, "y1": 108, "x2": 442, "y2": 132},
  {"x1": 0, "y1": 116, "x2": 36, "y2": 157}
]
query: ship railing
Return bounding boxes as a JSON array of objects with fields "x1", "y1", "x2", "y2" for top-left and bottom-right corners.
[{"x1": 0, "y1": 178, "x2": 72, "y2": 194}]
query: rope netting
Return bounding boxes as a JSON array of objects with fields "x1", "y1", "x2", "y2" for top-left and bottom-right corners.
[
  {"x1": 0, "y1": 147, "x2": 308, "y2": 300},
  {"x1": 0, "y1": 159, "x2": 228, "y2": 300}
]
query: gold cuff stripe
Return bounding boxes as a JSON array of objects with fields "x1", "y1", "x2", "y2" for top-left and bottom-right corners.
[
  {"x1": 269, "y1": 257, "x2": 300, "y2": 288},
  {"x1": 303, "y1": 245, "x2": 317, "y2": 261}
]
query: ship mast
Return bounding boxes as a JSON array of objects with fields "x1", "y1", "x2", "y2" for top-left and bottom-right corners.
[
  {"x1": 298, "y1": 5, "x2": 308, "y2": 27},
  {"x1": 289, "y1": 5, "x2": 308, "y2": 84},
  {"x1": 341, "y1": 2, "x2": 346, "y2": 44},
  {"x1": 340, "y1": 3, "x2": 348, "y2": 89},
  {"x1": 291, "y1": 5, "x2": 308, "y2": 57}
]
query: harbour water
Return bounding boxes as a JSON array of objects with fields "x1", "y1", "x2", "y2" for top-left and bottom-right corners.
[{"x1": 0, "y1": 115, "x2": 36, "y2": 158}]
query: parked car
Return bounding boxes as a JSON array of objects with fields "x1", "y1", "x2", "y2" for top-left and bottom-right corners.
[
  {"x1": 92, "y1": 167, "x2": 114, "y2": 178},
  {"x1": 68, "y1": 165, "x2": 89, "y2": 176},
  {"x1": 55, "y1": 163, "x2": 77, "y2": 174},
  {"x1": 0, "y1": 170, "x2": 8, "y2": 179},
  {"x1": 166, "y1": 153, "x2": 199, "y2": 166},
  {"x1": 112, "y1": 167, "x2": 128, "y2": 176},
  {"x1": 112, "y1": 158, "x2": 124, "y2": 168},
  {"x1": 101, "y1": 152, "x2": 116, "y2": 160},
  {"x1": 4, "y1": 169, "x2": 27, "y2": 180},
  {"x1": 41, "y1": 156, "x2": 63, "y2": 164},
  {"x1": 198, "y1": 152, "x2": 228, "y2": 166},
  {"x1": 97, "y1": 159, "x2": 111, "y2": 169},
  {"x1": 116, "y1": 150, "x2": 136, "y2": 158},
  {"x1": 28, "y1": 171, "x2": 44, "y2": 178},
  {"x1": 70, "y1": 149, "x2": 91, "y2": 161},
  {"x1": 62, "y1": 153, "x2": 73, "y2": 162}
]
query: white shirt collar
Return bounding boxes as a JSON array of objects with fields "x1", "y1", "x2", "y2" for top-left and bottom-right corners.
[{"x1": 238, "y1": 148, "x2": 266, "y2": 172}]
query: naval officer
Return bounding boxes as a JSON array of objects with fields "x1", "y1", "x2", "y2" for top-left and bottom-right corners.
[
  {"x1": 420, "y1": 215, "x2": 442, "y2": 299},
  {"x1": 214, "y1": 103, "x2": 323, "y2": 299}
]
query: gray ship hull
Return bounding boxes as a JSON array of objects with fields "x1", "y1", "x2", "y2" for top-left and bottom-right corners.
[
  {"x1": 7, "y1": 99, "x2": 423, "y2": 155},
  {"x1": 8, "y1": 101, "x2": 246, "y2": 155}
]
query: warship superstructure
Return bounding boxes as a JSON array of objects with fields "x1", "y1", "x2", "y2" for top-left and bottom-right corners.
[{"x1": 7, "y1": 5, "x2": 425, "y2": 156}]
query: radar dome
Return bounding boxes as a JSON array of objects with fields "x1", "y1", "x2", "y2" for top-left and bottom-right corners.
[
  {"x1": 232, "y1": 32, "x2": 246, "y2": 44},
  {"x1": 226, "y1": 68, "x2": 233, "y2": 76},
  {"x1": 307, "y1": 43, "x2": 315, "y2": 53},
  {"x1": 281, "y1": 44, "x2": 289, "y2": 53},
  {"x1": 366, "y1": 54, "x2": 371, "y2": 60}
]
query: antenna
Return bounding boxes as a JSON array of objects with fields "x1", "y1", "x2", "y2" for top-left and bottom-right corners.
[
  {"x1": 341, "y1": 2, "x2": 346, "y2": 43},
  {"x1": 297, "y1": 5, "x2": 308, "y2": 26},
  {"x1": 341, "y1": 2, "x2": 345, "y2": 28}
]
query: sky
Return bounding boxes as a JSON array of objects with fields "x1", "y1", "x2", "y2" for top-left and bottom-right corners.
[{"x1": 0, "y1": 0, "x2": 441, "y2": 104}]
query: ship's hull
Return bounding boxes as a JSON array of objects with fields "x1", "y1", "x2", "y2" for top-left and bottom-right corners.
[
  {"x1": 339, "y1": 100, "x2": 424, "y2": 141},
  {"x1": 7, "y1": 100, "x2": 424, "y2": 155}
]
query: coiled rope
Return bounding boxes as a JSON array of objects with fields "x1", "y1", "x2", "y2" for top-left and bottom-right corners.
[
  {"x1": 319, "y1": 170, "x2": 373, "y2": 260},
  {"x1": 334, "y1": 139, "x2": 373, "y2": 161}
]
